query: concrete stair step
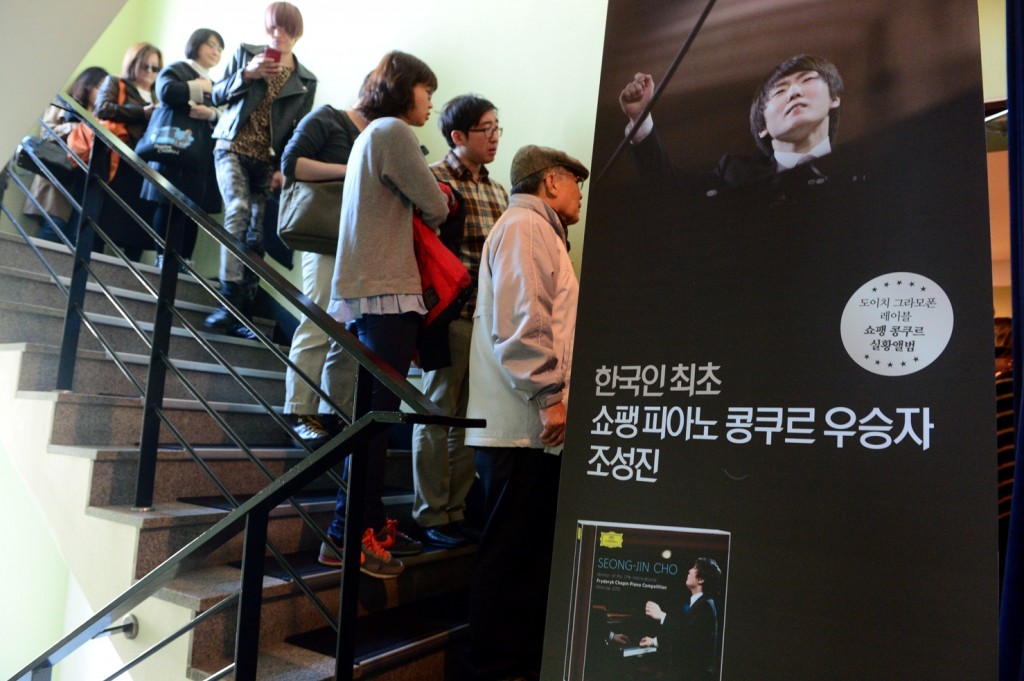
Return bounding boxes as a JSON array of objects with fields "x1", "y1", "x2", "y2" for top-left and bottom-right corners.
[
  {"x1": 11, "y1": 341, "x2": 285, "y2": 404},
  {"x1": 87, "y1": 499, "x2": 341, "y2": 577},
  {"x1": 188, "y1": 641, "x2": 336, "y2": 681},
  {"x1": 84, "y1": 483, "x2": 418, "y2": 577},
  {"x1": 0, "y1": 231, "x2": 214, "y2": 305},
  {"x1": 188, "y1": 593, "x2": 468, "y2": 680},
  {"x1": 39, "y1": 390, "x2": 288, "y2": 447},
  {"x1": 0, "y1": 298, "x2": 287, "y2": 369},
  {"x1": 50, "y1": 443, "x2": 324, "y2": 507},
  {"x1": 0, "y1": 264, "x2": 275, "y2": 337},
  {"x1": 160, "y1": 545, "x2": 475, "y2": 675}
]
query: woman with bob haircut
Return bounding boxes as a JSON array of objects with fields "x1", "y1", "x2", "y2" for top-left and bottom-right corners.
[
  {"x1": 141, "y1": 28, "x2": 226, "y2": 271},
  {"x1": 206, "y1": 2, "x2": 317, "y2": 338},
  {"x1": 318, "y1": 50, "x2": 451, "y2": 578}
]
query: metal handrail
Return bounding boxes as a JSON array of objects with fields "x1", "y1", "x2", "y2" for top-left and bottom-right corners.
[{"x1": 3, "y1": 93, "x2": 483, "y2": 681}]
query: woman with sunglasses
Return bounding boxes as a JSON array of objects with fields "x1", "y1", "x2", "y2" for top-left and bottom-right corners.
[{"x1": 93, "y1": 42, "x2": 164, "y2": 261}]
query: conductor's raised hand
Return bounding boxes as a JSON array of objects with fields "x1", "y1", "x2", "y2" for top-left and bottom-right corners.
[{"x1": 619, "y1": 72, "x2": 655, "y2": 122}]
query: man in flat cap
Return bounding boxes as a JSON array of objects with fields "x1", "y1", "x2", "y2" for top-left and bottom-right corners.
[{"x1": 462, "y1": 144, "x2": 588, "y2": 680}]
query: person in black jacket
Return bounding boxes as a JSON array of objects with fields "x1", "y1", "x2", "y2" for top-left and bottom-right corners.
[
  {"x1": 639, "y1": 557, "x2": 722, "y2": 681},
  {"x1": 141, "y1": 28, "x2": 225, "y2": 271},
  {"x1": 205, "y1": 2, "x2": 317, "y2": 338}
]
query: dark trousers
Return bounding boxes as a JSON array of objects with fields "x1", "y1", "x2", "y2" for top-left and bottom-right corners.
[
  {"x1": 152, "y1": 203, "x2": 199, "y2": 259},
  {"x1": 327, "y1": 312, "x2": 420, "y2": 538},
  {"x1": 466, "y1": 446, "x2": 562, "y2": 678},
  {"x1": 474, "y1": 448, "x2": 515, "y2": 526}
]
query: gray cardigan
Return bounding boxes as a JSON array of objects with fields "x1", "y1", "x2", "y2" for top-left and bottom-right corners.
[{"x1": 332, "y1": 117, "x2": 448, "y2": 299}]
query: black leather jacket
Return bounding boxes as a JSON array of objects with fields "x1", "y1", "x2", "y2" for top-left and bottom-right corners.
[{"x1": 211, "y1": 43, "x2": 317, "y2": 166}]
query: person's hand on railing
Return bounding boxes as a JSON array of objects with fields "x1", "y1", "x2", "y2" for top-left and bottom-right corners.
[{"x1": 271, "y1": 170, "x2": 284, "y2": 191}]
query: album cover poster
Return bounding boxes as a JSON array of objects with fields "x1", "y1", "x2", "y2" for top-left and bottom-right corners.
[
  {"x1": 543, "y1": 0, "x2": 996, "y2": 678},
  {"x1": 563, "y1": 522, "x2": 730, "y2": 681}
]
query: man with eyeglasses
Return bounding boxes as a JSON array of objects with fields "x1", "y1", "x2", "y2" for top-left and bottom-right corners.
[
  {"x1": 461, "y1": 145, "x2": 588, "y2": 680},
  {"x1": 412, "y1": 95, "x2": 509, "y2": 550}
]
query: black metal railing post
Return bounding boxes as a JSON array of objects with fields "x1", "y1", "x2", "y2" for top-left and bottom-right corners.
[
  {"x1": 234, "y1": 508, "x2": 270, "y2": 680},
  {"x1": 335, "y1": 364, "x2": 374, "y2": 681},
  {"x1": 134, "y1": 207, "x2": 183, "y2": 509},
  {"x1": 55, "y1": 142, "x2": 110, "y2": 390}
]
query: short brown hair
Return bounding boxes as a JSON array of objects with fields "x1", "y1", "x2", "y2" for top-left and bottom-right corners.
[
  {"x1": 265, "y1": 2, "x2": 304, "y2": 38},
  {"x1": 356, "y1": 51, "x2": 438, "y2": 121},
  {"x1": 121, "y1": 42, "x2": 163, "y2": 83}
]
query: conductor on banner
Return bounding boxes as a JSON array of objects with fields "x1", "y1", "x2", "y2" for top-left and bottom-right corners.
[{"x1": 620, "y1": 54, "x2": 845, "y2": 192}]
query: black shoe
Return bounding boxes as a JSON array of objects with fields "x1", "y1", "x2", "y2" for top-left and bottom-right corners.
[
  {"x1": 205, "y1": 281, "x2": 257, "y2": 339},
  {"x1": 290, "y1": 414, "x2": 330, "y2": 446},
  {"x1": 204, "y1": 305, "x2": 258, "y2": 339},
  {"x1": 422, "y1": 523, "x2": 470, "y2": 548}
]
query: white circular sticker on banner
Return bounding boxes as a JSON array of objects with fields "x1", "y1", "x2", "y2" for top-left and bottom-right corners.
[{"x1": 840, "y1": 273, "x2": 953, "y2": 377}]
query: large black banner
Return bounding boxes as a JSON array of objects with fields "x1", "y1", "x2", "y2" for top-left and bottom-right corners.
[{"x1": 545, "y1": 1, "x2": 997, "y2": 678}]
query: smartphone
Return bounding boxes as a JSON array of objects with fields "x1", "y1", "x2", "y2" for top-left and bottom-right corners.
[{"x1": 263, "y1": 47, "x2": 281, "y2": 62}]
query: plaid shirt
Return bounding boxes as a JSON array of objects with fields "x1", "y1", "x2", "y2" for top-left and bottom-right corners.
[{"x1": 431, "y1": 150, "x2": 509, "y2": 319}]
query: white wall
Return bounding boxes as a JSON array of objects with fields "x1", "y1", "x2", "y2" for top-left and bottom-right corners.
[{"x1": 79, "y1": 0, "x2": 610, "y2": 272}]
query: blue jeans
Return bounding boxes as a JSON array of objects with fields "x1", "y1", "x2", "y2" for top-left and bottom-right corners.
[{"x1": 327, "y1": 312, "x2": 420, "y2": 538}]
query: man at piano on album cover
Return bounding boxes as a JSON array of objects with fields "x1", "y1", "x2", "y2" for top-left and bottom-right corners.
[{"x1": 610, "y1": 557, "x2": 722, "y2": 681}]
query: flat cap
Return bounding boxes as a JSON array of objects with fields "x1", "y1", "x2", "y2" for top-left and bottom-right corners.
[{"x1": 510, "y1": 145, "x2": 590, "y2": 187}]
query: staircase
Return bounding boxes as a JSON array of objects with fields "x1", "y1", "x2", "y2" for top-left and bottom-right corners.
[{"x1": 0, "y1": 229, "x2": 477, "y2": 680}]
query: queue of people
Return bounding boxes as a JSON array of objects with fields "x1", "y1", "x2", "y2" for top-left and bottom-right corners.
[{"x1": 25, "y1": 5, "x2": 588, "y2": 679}]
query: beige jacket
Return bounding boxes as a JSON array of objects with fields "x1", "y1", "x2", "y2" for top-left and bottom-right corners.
[{"x1": 466, "y1": 193, "x2": 578, "y2": 454}]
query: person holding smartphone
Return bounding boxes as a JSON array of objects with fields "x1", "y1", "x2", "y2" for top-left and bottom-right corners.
[{"x1": 207, "y1": 1, "x2": 317, "y2": 338}]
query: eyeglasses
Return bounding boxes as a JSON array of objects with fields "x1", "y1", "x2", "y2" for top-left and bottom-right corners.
[
  {"x1": 467, "y1": 125, "x2": 503, "y2": 139},
  {"x1": 142, "y1": 64, "x2": 161, "y2": 73},
  {"x1": 551, "y1": 169, "x2": 585, "y2": 192},
  {"x1": 204, "y1": 40, "x2": 223, "y2": 51}
]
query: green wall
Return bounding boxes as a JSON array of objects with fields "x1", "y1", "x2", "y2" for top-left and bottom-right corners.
[{"x1": 0, "y1": 441, "x2": 69, "y2": 680}]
